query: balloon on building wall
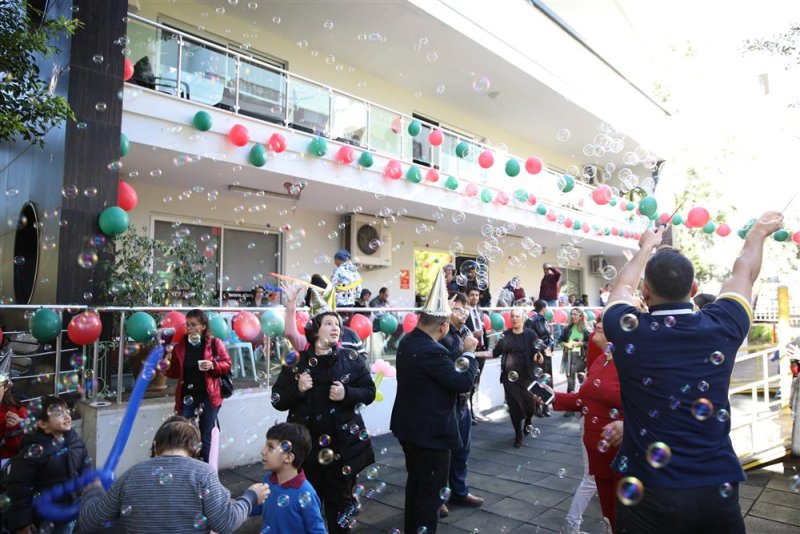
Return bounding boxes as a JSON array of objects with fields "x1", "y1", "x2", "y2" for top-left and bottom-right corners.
[
  {"x1": 98, "y1": 206, "x2": 129, "y2": 236},
  {"x1": 525, "y1": 156, "x2": 543, "y2": 174},
  {"x1": 267, "y1": 132, "x2": 286, "y2": 152},
  {"x1": 160, "y1": 311, "x2": 187, "y2": 343},
  {"x1": 192, "y1": 110, "x2": 213, "y2": 131},
  {"x1": 349, "y1": 314, "x2": 373, "y2": 340},
  {"x1": 117, "y1": 181, "x2": 138, "y2": 212},
  {"x1": 429, "y1": 129, "x2": 443, "y2": 146},
  {"x1": 228, "y1": 124, "x2": 250, "y2": 147},
  {"x1": 402, "y1": 313, "x2": 418, "y2": 333},
  {"x1": 67, "y1": 311, "x2": 102, "y2": 346},
  {"x1": 30, "y1": 309, "x2": 61, "y2": 342}
]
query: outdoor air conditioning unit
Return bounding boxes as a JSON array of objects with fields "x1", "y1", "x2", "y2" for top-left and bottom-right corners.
[
  {"x1": 347, "y1": 214, "x2": 392, "y2": 267},
  {"x1": 590, "y1": 256, "x2": 609, "y2": 275}
]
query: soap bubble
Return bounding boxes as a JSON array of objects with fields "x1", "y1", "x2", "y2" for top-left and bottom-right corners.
[
  {"x1": 77, "y1": 251, "x2": 98, "y2": 269},
  {"x1": 646, "y1": 442, "x2": 672, "y2": 468},
  {"x1": 664, "y1": 316, "x2": 676, "y2": 328},
  {"x1": 710, "y1": 351, "x2": 725, "y2": 365},
  {"x1": 616, "y1": 477, "x2": 644, "y2": 506},
  {"x1": 323, "y1": 20, "x2": 334, "y2": 30},
  {"x1": 557, "y1": 468, "x2": 567, "y2": 478},
  {"x1": 192, "y1": 513, "x2": 208, "y2": 529},
  {"x1": 277, "y1": 494, "x2": 290, "y2": 507},
  {"x1": 452, "y1": 211, "x2": 466, "y2": 224},
  {"x1": 318, "y1": 448, "x2": 334, "y2": 465},
  {"x1": 620, "y1": 314, "x2": 639, "y2": 332},
  {"x1": 719, "y1": 482, "x2": 734, "y2": 498},
  {"x1": 597, "y1": 439, "x2": 610, "y2": 453},
  {"x1": 556, "y1": 129, "x2": 571, "y2": 142},
  {"x1": 698, "y1": 380, "x2": 709, "y2": 392},
  {"x1": 439, "y1": 486, "x2": 451, "y2": 501},
  {"x1": 62, "y1": 185, "x2": 79, "y2": 198},
  {"x1": 472, "y1": 76, "x2": 490, "y2": 93},
  {"x1": 454, "y1": 357, "x2": 470, "y2": 372},
  {"x1": 691, "y1": 398, "x2": 714, "y2": 421},
  {"x1": 318, "y1": 434, "x2": 331, "y2": 447},
  {"x1": 25, "y1": 444, "x2": 44, "y2": 459},
  {"x1": 601, "y1": 265, "x2": 618, "y2": 280},
  {"x1": 716, "y1": 409, "x2": 730, "y2": 422},
  {"x1": 449, "y1": 241, "x2": 464, "y2": 255}
]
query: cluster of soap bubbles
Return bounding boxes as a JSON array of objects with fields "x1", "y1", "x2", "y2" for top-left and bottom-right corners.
[
  {"x1": 520, "y1": 236, "x2": 543, "y2": 258},
  {"x1": 556, "y1": 243, "x2": 580, "y2": 267},
  {"x1": 581, "y1": 123, "x2": 626, "y2": 159}
]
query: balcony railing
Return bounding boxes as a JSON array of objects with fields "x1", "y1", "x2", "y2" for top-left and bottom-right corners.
[{"x1": 125, "y1": 14, "x2": 637, "y2": 228}]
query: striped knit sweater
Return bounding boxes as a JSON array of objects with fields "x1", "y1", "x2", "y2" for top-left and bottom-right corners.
[{"x1": 78, "y1": 455, "x2": 257, "y2": 533}]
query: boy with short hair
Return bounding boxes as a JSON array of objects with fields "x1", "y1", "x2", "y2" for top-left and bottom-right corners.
[
  {"x1": 253, "y1": 422, "x2": 326, "y2": 533},
  {"x1": 6, "y1": 396, "x2": 89, "y2": 534}
]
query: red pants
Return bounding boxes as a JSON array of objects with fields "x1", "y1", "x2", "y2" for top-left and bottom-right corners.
[{"x1": 596, "y1": 475, "x2": 619, "y2": 530}]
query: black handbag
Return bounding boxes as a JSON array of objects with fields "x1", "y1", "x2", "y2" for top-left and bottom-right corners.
[{"x1": 211, "y1": 337, "x2": 234, "y2": 399}]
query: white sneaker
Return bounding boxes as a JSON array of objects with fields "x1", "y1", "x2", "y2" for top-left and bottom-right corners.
[
  {"x1": 560, "y1": 521, "x2": 580, "y2": 534},
  {"x1": 601, "y1": 517, "x2": 612, "y2": 534}
]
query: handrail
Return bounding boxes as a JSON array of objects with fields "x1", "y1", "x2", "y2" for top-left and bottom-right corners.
[{"x1": 125, "y1": 13, "x2": 642, "y2": 231}]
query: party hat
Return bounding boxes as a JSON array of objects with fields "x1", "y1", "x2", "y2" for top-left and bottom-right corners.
[{"x1": 422, "y1": 269, "x2": 452, "y2": 317}]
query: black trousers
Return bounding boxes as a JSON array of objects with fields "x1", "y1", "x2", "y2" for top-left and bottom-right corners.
[
  {"x1": 304, "y1": 460, "x2": 357, "y2": 533},
  {"x1": 400, "y1": 440, "x2": 451, "y2": 534},
  {"x1": 469, "y1": 357, "x2": 486, "y2": 418},
  {"x1": 616, "y1": 482, "x2": 745, "y2": 534}
]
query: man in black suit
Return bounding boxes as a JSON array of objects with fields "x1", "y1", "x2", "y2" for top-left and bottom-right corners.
[
  {"x1": 391, "y1": 272, "x2": 478, "y2": 534},
  {"x1": 464, "y1": 286, "x2": 489, "y2": 423}
]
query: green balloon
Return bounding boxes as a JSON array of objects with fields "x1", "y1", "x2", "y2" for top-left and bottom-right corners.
[
  {"x1": 126, "y1": 311, "x2": 157, "y2": 342},
  {"x1": 445, "y1": 176, "x2": 459, "y2": 190},
  {"x1": 209, "y1": 314, "x2": 230, "y2": 340},
  {"x1": 249, "y1": 144, "x2": 267, "y2": 167},
  {"x1": 408, "y1": 119, "x2": 421, "y2": 137},
  {"x1": 604, "y1": 228, "x2": 611, "y2": 236},
  {"x1": 406, "y1": 166, "x2": 422, "y2": 183},
  {"x1": 774, "y1": 229, "x2": 790, "y2": 242},
  {"x1": 544, "y1": 309, "x2": 554, "y2": 321},
  {"x1": 99, "y1": 206, "x2": 129, "y2": 236},
  {"x1": 626, "y1": 201, "x2": 636, "y2": 211},
  {"x1": 480, "y1": 188, "x2": 493, "y2": 203},
  {"x1": 505, "y1": 159, "x2": 521, "y2": 177},
  {"x1": 585, "y1": 311, "x2": 596, "y2": 322},
  {"x1": 359, "y1": 151, "x2": 374, "y2": 168},
  {"x1": 559, "y1": 174, "x2": 575, "y2": 193},
  {"x1": 672, "y1": 214, "x2": 684, "y2": 225},
  {"x1": 260, "y1": 311, "x2": 285, "y2": 336},
  {"x1": 192, "y1": 110, "x2": 213, "y2": 131},
  {"x1": 639, "y1": 196, "x2": 658, "y2": 217},
  {"x1": 455, "y1": 141, "x2": 469, "y2": 158},
  {"x1": 737, "y1": 218, "x2": 756, "y2": 239},
  {"x1": 120, "y1": 133, "x2": 130, "y2": 157},
  {"x1": 702, "y1": 221, "x2": 716, "y2": 234},
  {"x1": 489, "y1": 312, "x2": 505, "y2": 331},
  {"x1": 572, "y1": 220, "x2": 581, "y2": 230},
  {"x1": 514, "y1": 189, "x2": 529, "y2": 202},
  {"x1": 308, "y1": 137, "x2": 327, "y2": 157},
  {"x1": 379, "y1": 314, "x2": 398, "y2": 335},
  {"x1": 609, "y1": 198, "x2": 618, "y2": 207},
  {"x1": 536, "y1": 204, "x2": 547, "y2": 215},
  {"x1": 29, "y1": 308, "x2": 61, "y2": 342}
]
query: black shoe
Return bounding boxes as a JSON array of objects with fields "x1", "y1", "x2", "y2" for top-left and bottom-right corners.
[
  {"x1": 543, "y1": 410, "x2": 552, "y2": 417},
  {"x1": 514, "y1": 440, "x2": 522, "y2": 448}
]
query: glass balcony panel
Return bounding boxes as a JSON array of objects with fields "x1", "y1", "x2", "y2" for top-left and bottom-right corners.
[
  {"x1": 287, "y1": 77, "x2": 330, "y2": 136},
  {"x1": 180, "y1": 39, "x2": 235, "y2": 108},
  {"x1": 368, "y1": 107, "x2": 402, "y2": 157},
  {"x1": 237, "y1": 58, "x2": 286, "y2": 123},
  {"x1": 330, "y1": 93, "x2": 367, "y2": 147},
  {"x1": 126, "y1": 21, "x2": 181, "y2": 96},
  {"x1": 412, "y1": 121, "x2": 434, "y2": 167}
]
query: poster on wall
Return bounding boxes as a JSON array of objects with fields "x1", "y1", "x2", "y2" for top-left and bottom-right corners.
[{"x1": 399, "y1": 269, "x2": 410, "y2": 290}]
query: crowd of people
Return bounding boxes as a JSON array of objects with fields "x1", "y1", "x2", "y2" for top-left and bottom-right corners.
[{"x1": 0, "y1": 211, "x2": 782, "y2": 533}]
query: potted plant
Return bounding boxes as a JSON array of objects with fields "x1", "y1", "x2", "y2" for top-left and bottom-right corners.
[{"x1": 99, "y1": 227, "x2": 215, "y2": 391}]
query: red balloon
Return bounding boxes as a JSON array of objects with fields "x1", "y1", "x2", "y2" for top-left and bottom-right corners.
[
  {"x1": 232, "y1": 311, "x2": 260, "y2": 340},
  {"x1": 228, "y1": 124, "x2": 250, "y2": 147},
  {"x1": 564, "y1": 217, "x2": 573, "y2": 228},
  {"x1": 546, "y1": 210, "x2": 557, "y2": 222},
  {"x1": 349, "y1": 314, "x2": 373, "y2": 341},
  {"x1": 123, "y1": 58, "x2": 134, "y2": 82},
  {"x1": 295, "y1": 311, "x2": 309, "y2": 336},
  {"x1": 494, "y1": 191, "x2": 510, "y2": 206},
  {"x1": 402, "y1": 313, "x2": 419, "y2": 334},
  {"x1": 160, "y1": 311, "x2": 187, "y2": 343},
  {"x1": 482, "y1": 313, "x2": 491, "y2": 332},
  {"x1": 464, "y1": 183, "x2": 478, "y2": 197},
  {"x1": 425, "y1": 169, "x2": 440, "y2": 183},
  {"x1": 591, "y1": 185, "x2": 612, "y2": 205},
  {"x1": 525, "y1": 156, "x2": 543, "y2": 174},
  {"x1": 502, "y1": 311, "x2": 512, "y2": 329},
  {"x1": 527, "y1": 194, "x2": 537, "y2": 205},
  {"x1": 335, "y1": 145, "x2": 355, "y2": 164},
  {"x1": 658, "y1": 212, "x2": 671, "y2": 224},
  {"x1": 686, "y1": 206, "x2": 710, "y2": 228},
  {"x1": 552, "y1": 308, "x2": 568, "y2": 325},
  {"x1": 67, "y1": 311, "x2": 102, "y2": 346},
  {"x1": 429, "y1": 130, "x2": 444, "y2": 146},
  {"x1": 633, "y1": 232, "x2": 641, "y2": 240},
  {"x1": 384, "y1": 160, "x2": 402, "y2": 179},
  {"x1": 716, "y1": 223, "x2": 731, "y2": 237},
  {"x1": 118, "y1": 180, "x2": 138, "y2": 212},
  {"x1": 478, "y1": 150, "x2": 494, "y2": 169},
  {"x1": 611, "y1": 227, "x2": 620, "y2": 236},
  {"x1": 268, "y1": 133, "x2": 286, "y2": 153},
  {"x1": 581, "y1": 223, "x2": 590, "y2": 233},
  {"x1": 793, "y1": 231, "x2": 800, "y2": 245}
]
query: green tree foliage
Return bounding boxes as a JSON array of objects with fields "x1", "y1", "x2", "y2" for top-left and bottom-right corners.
[
  {"x1": 744, "y1": 24, "x2": 800, "y2": 67},
  {"x1": 0, "y1": 1, "x2": 81, "y2": 147}
]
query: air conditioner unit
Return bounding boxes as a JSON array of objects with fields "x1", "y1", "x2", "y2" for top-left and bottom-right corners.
[
  {"x1": 347, "y1": 214, "x2": 392, "y2": 267},
  {"x1": 590, "y1": 256, "x2": 609, "y2": 275}
]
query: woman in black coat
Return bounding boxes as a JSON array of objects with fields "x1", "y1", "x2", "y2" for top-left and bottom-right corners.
[{"x1": 272, "y1": 308, "x2": 376, "y2": 533}]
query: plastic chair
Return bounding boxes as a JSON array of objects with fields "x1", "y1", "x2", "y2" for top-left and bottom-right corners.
[{"x1": 225, "y1": 342, "x2": 257, "y2": 379}]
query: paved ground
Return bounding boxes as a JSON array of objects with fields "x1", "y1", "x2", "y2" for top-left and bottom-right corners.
[{"x1": 219, "y1": 408, "x2": 800, "y2": 533}]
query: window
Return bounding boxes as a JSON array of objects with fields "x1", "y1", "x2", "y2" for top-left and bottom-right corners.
[
  {"x1": 153, "y1": 220, "x2": 280, "y2": 305},
  {"x1": 559, "y1": 268, "x2": 583, "y2": 303},
  {"x1": 412, "y1": 113, "x2": 437, "y2": 167}
]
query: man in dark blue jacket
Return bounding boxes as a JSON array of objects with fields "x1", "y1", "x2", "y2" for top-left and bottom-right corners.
[{"x1": 390, "y1": 271, "x2": 478, "y2": 534}]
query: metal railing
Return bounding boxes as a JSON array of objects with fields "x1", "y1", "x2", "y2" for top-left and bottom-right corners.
[{"x1": 124, "y1": 13, "x2": 640, "y2": 230}]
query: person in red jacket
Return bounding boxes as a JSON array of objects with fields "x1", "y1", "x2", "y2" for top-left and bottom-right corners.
[
  {"x1": 0, "y1": 375, "x2": 28, "y2": 466},
  {"x1": 163, "y1": 309, "x2": 232, "y2": 462},
  {"x1": 538, "y1": 318, "x2": 623, "y2": 532}
]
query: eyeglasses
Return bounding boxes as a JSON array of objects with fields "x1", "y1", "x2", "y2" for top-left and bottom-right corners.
[
  {"x1": 452, "y1": 307, "x2": 467, "y2": 316},
  {"x1": 185, "y1": 322, "x2": 202, "y2": 328}
]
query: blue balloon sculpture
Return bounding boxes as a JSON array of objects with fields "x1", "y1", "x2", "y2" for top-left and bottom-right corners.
[{"x1": 34, "y1": 345, "x2": 166, "y2": 522}]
